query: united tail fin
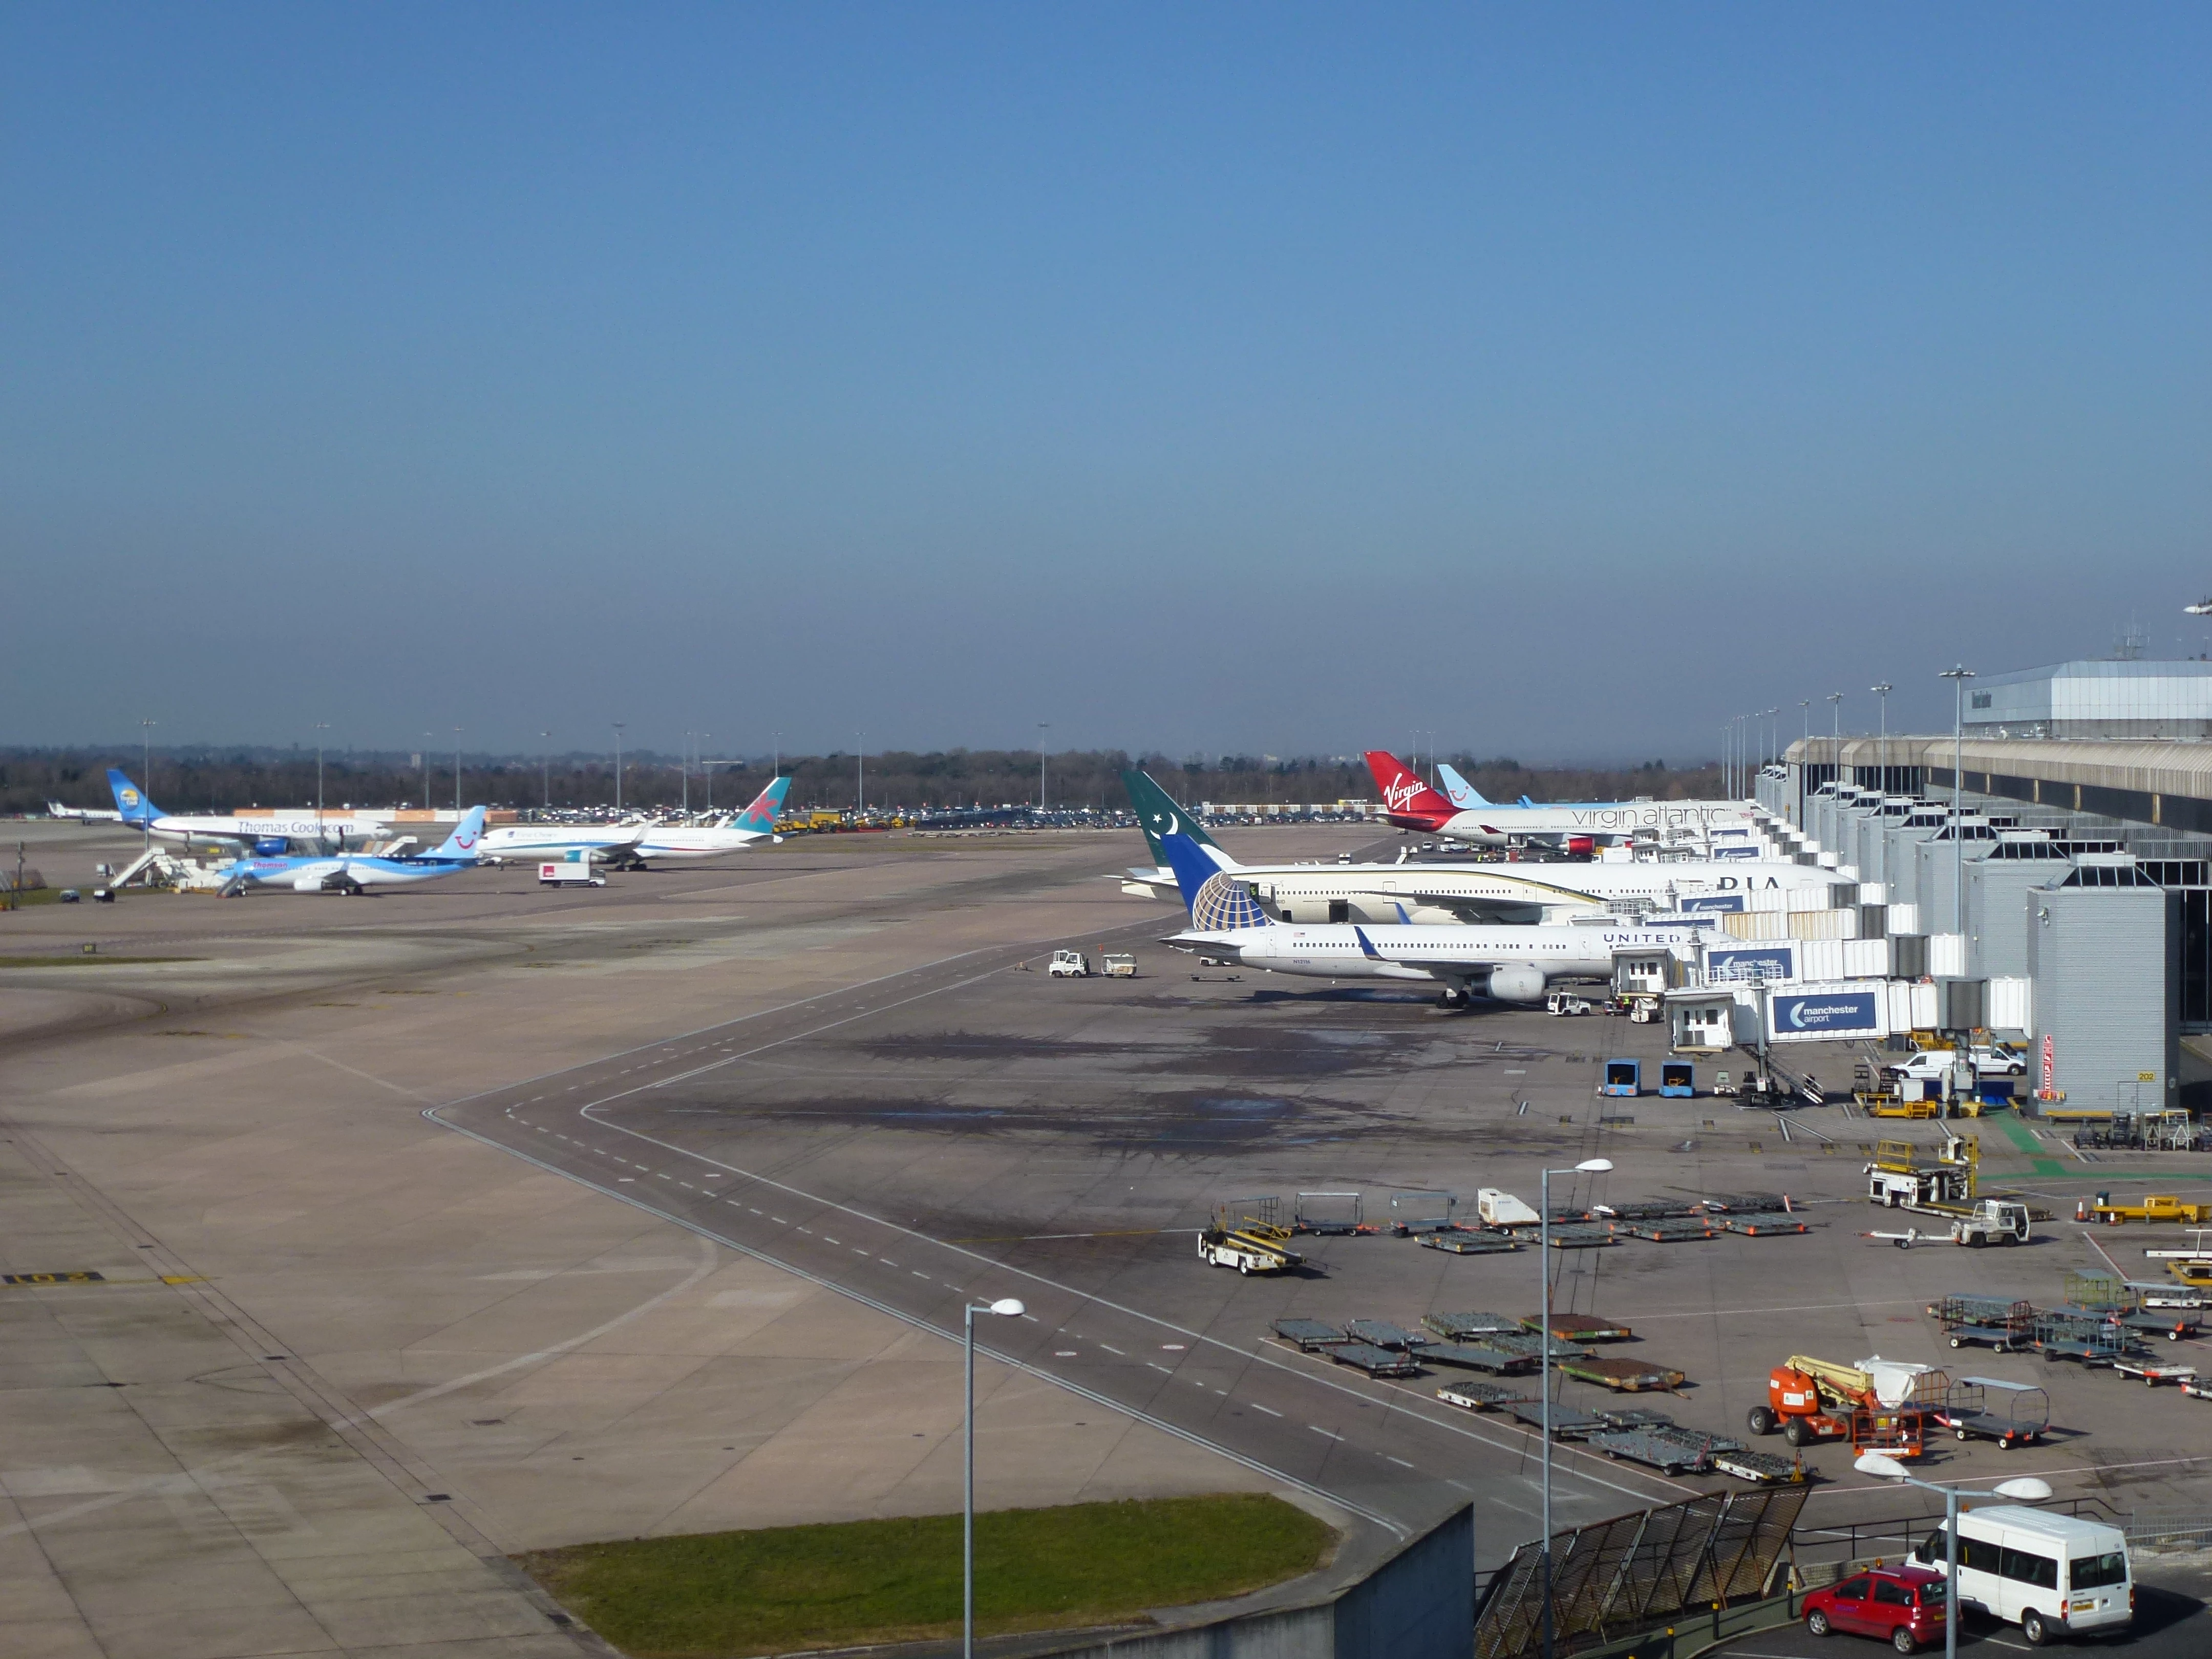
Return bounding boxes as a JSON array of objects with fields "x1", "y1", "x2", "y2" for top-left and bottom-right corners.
[
  {"x1": 1435, "y1": 763, "x2": 1491, "y2": 809},
  {"x1": 431, "y1": 806, "x2": 486, "y2": 860},
  {"x1": 734, "y1": 777, "x2": 791, "y2": 834},
  {"x1": 1121, "y1": 770, "x2": 1234, "y2": 871},
  {"x1": 1362, "y1": 751, "x2": 1456, "y2": 828},
  {"x1": 107, "y1": 769, "x2": 159, "y2": 824}
]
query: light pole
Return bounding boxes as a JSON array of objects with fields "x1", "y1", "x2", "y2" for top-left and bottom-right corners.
[
  {"x1": 855, "y1": 732, "x2": 864, "y2": 816},
  {"x1": 699, "y1": 735, "x2": 711, "y2": 814},
  {"x1": 964, "y1": 1296, "x2": 1027, "y2": 1659},
  {"x1": 1826, "y1": 692, "x2": 1843, "y2": 785},
  {"x1": 1036, "y1": 723, "x2": 1050, "y2": 811},
  {"x1": 1939, "y1": 667, "x2": 1975, "y2": 936},
  {"x1": 540, "y1": 732, "x2": 551, "y2": 811},
  {"x1": 138, "y1": 718, "x2": 156, "y2": 857},
  {"x1": 452, "y1": 728, "x2": 463, "y2": 812},
  {"x1": 612, "y1": 722, "x2": 626, "y2": 815},
  {"x1": 682, "y1": 731, "x2": 693, "y2": 818},
  {"x1": 1854, "y1": 1452, "x2": 2052, "y2": 1659},
  {"x1": 1540, "y1": 1157, "x2": 1613, "y2": 1659},
  {"x1": 1871, "y1": 685, "x2": 1892, "y2": 794},
  {"x1": 421, "y1": 734, "x2": 434, "y2": 810},
  {"x1": 312, "y1": 722, "x2": 330, "y2": 841}
]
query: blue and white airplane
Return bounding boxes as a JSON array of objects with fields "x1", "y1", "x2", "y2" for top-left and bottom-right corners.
[
  {"x1": 215, "y1": 809, "x2": 487, "y2": 896},
  {"x1": 104, "y1": 769, "x2": 395, "y2": 851},
  {"x1": 1156, "y1": 830, "x2": 1703, "y2": 1006}
]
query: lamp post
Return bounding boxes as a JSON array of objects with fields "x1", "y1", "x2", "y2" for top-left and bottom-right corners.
[
  {"x1": 964, "y1": 1296, "x2": 1027, "y2": 1659},
  {"x1": 1939, "y1": 667, "x2": 1975, "y2": 937},
  {"x1": 612, "y1": 722, "x2": 626, "y2": 814},
  {"x1": 700, "y1": 734, "x2": 711, "y2": 814},
  {"x1": 1870, "y1": 685, "x2": 1892, "y2": 795},
  {"x1": 1853, "y1": 1452, "x2": 2053, "y2": 1659},
  {"x1": 855, "y1": 732, "x2": 864, "y2": 816},
  {"x1": 421, "y1": 734, "x2": 433, "y2": 810},
  {"x1": 1540, "y1": 1157, "x2": 1613, "y2": 1659},
  {"x1": 540, "y1": 732, "x2": 551, "y2": 811},
  {"x1": 1826, "y1": 692, "x2": 1844, "y2": 785},
  {"x1": 139, "y1": 718, "x2": 156, "y2": 857},
  {"x1": 1036, "y1": 723, "x2": 1050, "y2": 811},
  {"x1": 452, "y1": 728, "x2": 463, "y2": 812},
  {"x1": 312, "y1": 722, "x2": 331, "y2": 842},
  {"x1": 682, "y1": 731, "x2": 693, "y2": 818}
]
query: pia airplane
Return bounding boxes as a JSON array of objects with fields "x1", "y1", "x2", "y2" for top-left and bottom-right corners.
[
  {"x1": 1117, "y1": 770, "x2": 1834, "y2": 924},
  {"x1": 215, "y1": 809, "x2": 487, "y2": 895},
  {"x1": 1157, "y1": 832, "x2": 1696, "y2": 1005},
  {"x1": 475, "y1": 777, "x2": 792, "y2": 868},
  {"x1": 104, "y1": 770, "x2": 395, "y2": 850},
  {"x1": 1366, "y1": 752, "x2": 1751, "y2": 848}
]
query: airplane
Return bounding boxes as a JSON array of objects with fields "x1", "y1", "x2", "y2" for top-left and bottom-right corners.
[
  {"x1": 1117, "y1": 770, "x2": 1835, "y2": 924},
  {"x1": 1156, "y1": 831, "x2": 1697, "y2": 1006},
  {"x1": 47, "y1": 799, "x2": 124, "y2": 823},
  {"x1": 629, "y1": 777, "x2": 792, "y2": 862},
  {"x1": 104, "y1": 769, "x2": 394, "y2": 851},
  {"x1": 1366, "y1": 752, "x2": 1751, "y2": 849},
  {"x1": 215, "y1": 809, "x2": 487, "y2": 896}
]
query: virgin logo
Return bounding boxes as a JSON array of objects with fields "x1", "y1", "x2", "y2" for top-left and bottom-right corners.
[{"x1": 1384, "y1": 779, "x2": 1424, "y2": 810}]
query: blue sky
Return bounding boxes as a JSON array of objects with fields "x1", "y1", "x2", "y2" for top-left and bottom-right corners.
[{"x1": 5, "y1": 5, "x2": 2206, "y2": 761}]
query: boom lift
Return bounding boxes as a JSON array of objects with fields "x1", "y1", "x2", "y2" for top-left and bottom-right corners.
[{"x1": 1746, "y1": 1353, "x2": 1947, "y2": 1456}]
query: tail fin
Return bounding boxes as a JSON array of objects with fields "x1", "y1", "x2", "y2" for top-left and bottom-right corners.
[
  {"x1": 734, "y1": 777, "x2": 791, "y2": 834},
  {"x1": 107, "y1": 769, "x2": 159, "y2": 823},
  {"x1": 1435, "y1": 763, "x2": 1490, "y2": 809},
  {"x1": 1159, "y1": 831, "x2": 1270, "y2": 929},
  {"x1": 431, "y1": 806, "x2": 486, "y2": 860},
  {"x1": 1519, "y1": 794, "x2": 1535, "y2": 809},
  {"x1": 1362, "y1": 751, "x2": 1456, "y2": 827},
  {"x1": 1121, "y1": 770, "x2": 1233, "y2": 870}
]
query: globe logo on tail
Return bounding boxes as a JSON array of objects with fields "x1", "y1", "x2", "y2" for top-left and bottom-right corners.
[{"x1": 1192, "y1": 871, "x2": 1268, "y2": 931}]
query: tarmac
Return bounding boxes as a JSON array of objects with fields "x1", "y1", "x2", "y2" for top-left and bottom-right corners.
[{"x1": 4, "y1": 819, "x2": 2211, "y2": 1657}]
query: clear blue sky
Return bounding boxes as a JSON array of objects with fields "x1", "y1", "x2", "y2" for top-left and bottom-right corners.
[{"x1": 6, "y1": 5, "x2": 2206, "y2": 761}]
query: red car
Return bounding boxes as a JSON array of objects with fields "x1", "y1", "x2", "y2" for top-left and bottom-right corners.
[{"x1": 1804, "y1": 1564, "x2": 1948, "y2": 1653}]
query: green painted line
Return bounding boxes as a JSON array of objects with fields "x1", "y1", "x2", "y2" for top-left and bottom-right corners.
[{"x1": 1988, "y1": 1110, "x2": 2070, "y2": 1177}]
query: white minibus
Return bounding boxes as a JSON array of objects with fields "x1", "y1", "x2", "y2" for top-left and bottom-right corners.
[{"x1": 1912, "y1": 1505, "x2": 2130, "y2": 1645}]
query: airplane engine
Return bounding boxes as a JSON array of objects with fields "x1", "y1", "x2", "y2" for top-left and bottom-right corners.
[
  {"x1": 292, "y1": 875, "x2": 326, "y2": 892},
  {"x1": 1565, "y1": 836, "x2": 1597, "y2": 859},
  {"x1": 1485, "y1": 964, "x2": 1548, "y2": 1004},
  {"x1": 255, "y1": 837, "x2": 291, "y2": 856}
]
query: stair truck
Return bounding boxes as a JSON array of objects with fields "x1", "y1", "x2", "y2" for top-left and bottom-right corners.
[{"x1": 1746, "y1": 1353, "x2": 1947, "y2": 1455}]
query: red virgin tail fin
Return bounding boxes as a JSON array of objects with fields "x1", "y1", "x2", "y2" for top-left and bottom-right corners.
[{"x1": 1363, "y1": 751, "x2": 1457, "y2": 829}]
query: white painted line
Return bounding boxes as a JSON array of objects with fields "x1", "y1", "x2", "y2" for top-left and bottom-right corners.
[
  {"x1": 911, "y1": 1270, "x2": 931, "y2": 1279},
  {"x1": 822, "y1": 1237, "x2": 841, "y2": 1245},
  {"x1": 1387, "y1": 1456, "x2": 1414, "y2": 1468},
  {"x1": 881, "y1": 1260, "x2": 899, "y2": 1267},
  {"x1": 1309, "y1": 1426, "x2": 1342, "y2": 1441},
  {"x1": 1100, "y1": 1344, "x2": 1125, "y2": 1355},
  {"x1": 1147, "y1": 1363, "x2": 1172, "y2": 1373},
  {"x1": 1252, "y1": 1404, "x2": 1282, "y2": 1417}
]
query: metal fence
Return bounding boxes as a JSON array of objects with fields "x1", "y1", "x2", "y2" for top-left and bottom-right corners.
[
  {"x1": 2129, "y1": 1511, "x2": 2212, "y2": 1549},
  {"x1": 1474, "y1": 1488, "x2": 1809, "y2": 1659}
]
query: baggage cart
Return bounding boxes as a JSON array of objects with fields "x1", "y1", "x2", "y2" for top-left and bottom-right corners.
[
  {"x1": 1545, "y1": 1224, "x2": 1618, "y2": 1249},
  {"x1": 1593, "y1": 1406, "x2": 1678, "y2": 1430},
  {"x1": 1558, "y1": 1355, "x2": 1689, "y2": 1392},
  {"x1": 1595, "y1": 1201, "x2": 1704, "y2": 1221},
  {"x1": 1418, "y1": 1232, "x2": 1521, "y2": 1255},
  {"x1": 1292, "y1": 1192, "x2": 1366, "y2": 1236},
  {"x1": 1936, "y1": 1378, "x2": 2049, "y2": 1448},
  {"x1": 1503, "y1": 1403, "x2": 1608, "y2": 1439},
  {"x1": 2112, "y1": 1357, "x2": 2199, "y2": 1387},
  {"x1": 2117, "y1": 1308, "x2": 2203, "y2": 1344},
  {"x1": 1613, "y1": 1217, "x2": 1718, "y2": 1243},
  {"x1": 1589, "y1": 1426, "x2": 1719, "y2": 1474},
  {"x1": 1711, "y1": 1447, "x2": 1808, "y2": 1484},
  {"x1": 1435, "y1": 1380, "x2": 1535, "y2": 1413},
  {"x1": 2182, "y1": 1375, "x2": 2212, "y2": 1401},
  {"x1": 1423, "y1": 1311, "x2": 1526, "y2": 1341},
  {"x1": 2032, "y1": 1314, "x2": 2130, "y2": 1368},
  {"x1": 1388, "y1": 1190, "x2": 1457, "y2": 1236},
  {"x1": 1523, "y1": 1311, "x2": 1634, "y2": 1343},
  {"x1": 1320, "y1": 1341, "x2": 1421, "y2": 1378},
  {"x1": 1482, "y1": 1331, "x2": 1590, "y2": 1362},
  {"x1": 1416, "y1": 1342, "x2": 1537, "y2": 1374},
  {"x1": 1270, "y1": 1318, "x2": 1344, "y2": 1352},
  {"x1": 1341, "y1": 1318, "x2": 1420, "y2": 1351},
  {"x1": 1720, "y1": 1211, "x2": 1811, "y2": 1236}
]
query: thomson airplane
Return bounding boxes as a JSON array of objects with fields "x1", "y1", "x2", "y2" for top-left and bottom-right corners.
[
  {"x1": 216, "y1": 810, "x2": 487, "y2": 896},
  {"x1": 1117, "y1": 771, "x2": 1837, "y2": 924},
  {"x1": 1157, "y1": 833, "x2": 1697, "y2": 1006},
  {"x1": 104, "y1": 770, "x2": 395, "y2": 850},
  {"x1": 1366, "y1": 752, "x2": 1751, "y2": 848}
]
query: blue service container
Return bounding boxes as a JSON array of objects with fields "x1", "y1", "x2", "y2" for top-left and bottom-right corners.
[
  {"x1": 1659, "y1": 1061, "x2": 1695, "y2": 1098},
  {"x1": 1602, "y1": 1059, "x2": 1642, "y2": 1097}
]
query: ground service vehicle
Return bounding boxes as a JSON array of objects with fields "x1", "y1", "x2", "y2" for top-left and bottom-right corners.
[
  {"x1": 538, "y1": 860, "x2": 606, "y2": 887},
  {"x1": 1101, "y1": 953, "x2": 1136, "y2": 977},
  {"x1": 2091, "y1": 1193, "x2": 2212, "y2": 1225},
  {"x1": 1197, "y1": 1213, "x2": 1303, "y2": 1275},
  {"x1": 1911, "y1": 1507, "x2": 2131, "y2": 1645},
  {"x1": 1803, "y1": 1564, "x2": 1948, "y2": 1653},
  {"x1": 1748, "y1": 1354, "x2": 1944, "y2": 1452},
  {"x1": 1949, "y1": 1200, "x2": 2032, "y2": 1247},
  {"x1": 1048, "y1": 949, "x2": 1090, "y2": 978},
  {"x1": 1546, "y1": 991, "x2": 1592, "y2": 1016}
]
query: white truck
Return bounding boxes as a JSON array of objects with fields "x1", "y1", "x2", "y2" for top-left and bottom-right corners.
[
  {"x1": 538, "y1": 860, "x2": 606, "y2": 887},
  {"x1": 1873, "y1": 1200, "x2": 2033, "y2": 1249},
  {"x1": 1047, "y1": 949, "x2": 1090, "y2": 978}
]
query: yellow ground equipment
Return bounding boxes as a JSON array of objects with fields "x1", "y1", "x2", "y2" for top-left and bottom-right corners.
[
  {"x1": 1198, "y1": 1199, "x2": 1305, "y2": 1275},
  {"x1": 2091, "y1": 1194, "x2": 2212, "y2": 1226}
]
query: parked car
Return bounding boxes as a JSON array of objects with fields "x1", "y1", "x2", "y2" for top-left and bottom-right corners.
[{"x1": 1804, "y1": 1564, "x2": 1947, "y2": 1653}]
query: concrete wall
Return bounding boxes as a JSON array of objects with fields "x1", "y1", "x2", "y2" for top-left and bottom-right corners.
[{"x1": 1031, "y1": 1505, "x2": 1474, "y2": 1659}]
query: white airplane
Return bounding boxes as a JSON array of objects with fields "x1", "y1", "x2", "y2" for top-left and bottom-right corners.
[
  {"x1": 1158, "y1": 833, "x2": 1700, "y2": 1005},
  {"x1": 103, "y1": 769, "x2": 395, "y2": 850},
  {"x1": 48, "y1": 799, "x2": 124, "y2": 823},
  {"x1": 630, "y1": 778, "x2": 791, "y2": 862},
  {"x1": 215, "y1": 809, "x2": 488, "y2": 895},
  {"x1": 1366, "y1": 751, "x2": 1751, "y2": 850},
  {"x1": 1118, "y1": 771, "x2": 1834, "y2": 924}
]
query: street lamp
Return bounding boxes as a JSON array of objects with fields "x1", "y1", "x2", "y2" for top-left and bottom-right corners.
[
  {"x1": 964, "y1": 1296, "x2": 1027, "y2": 1659},
  {"x1": 138, "y1": 718, "x2": 156, "y2": 857},
  {"x1": 699, "y1": 734, "x2": 711, "y2": 814},
  {"x1": 682, "y1": 730, "x2": 693, "y2": 817},
  {"x1": 612, "y1": 722, "x2": 627, "y2": 815},
  {"x1": 1036, "y1": 723, "x2": 1050, "y2": 811},
  {"x1": 1870, "y1": 685, "x2": 1892, "y2": 794},
  {"x1": 1938, "y1": 667, "x2": 1975, "y2": 937},
  {"x1": 452, "y1": 728, "x2": 463, "y2": 812},
  {"x1": 1540, "y1": 1157, "x2": 1613, "y2": 1659},
  {"x1": 540, "y1": 732, "x2": 551, "y2": 811},
  {"x1": 1826, "y1": 692, "x2": 1844, "y2": 785},
  {"x1": 855, "y1": 732, "x2": 865, "y2": 816},
  {"x1": 1854, "y1": 1452, "x2": 2053, "y2": 1659},
  {"x1": 312, "y1": 722, "x2": 331, "y2": 842},
  {"x1": 421, "y1": 734, "x2": 434, "y2": 810}
]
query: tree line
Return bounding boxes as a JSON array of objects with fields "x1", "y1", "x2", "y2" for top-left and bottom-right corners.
[{"x1": 4, "y1": 746, "x2": 1723, "y2": 818}]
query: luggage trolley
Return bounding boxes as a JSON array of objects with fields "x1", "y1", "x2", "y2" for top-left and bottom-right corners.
[{"x1": 1936, "y1": 1377, "x2": 2050, "y2": 1449}]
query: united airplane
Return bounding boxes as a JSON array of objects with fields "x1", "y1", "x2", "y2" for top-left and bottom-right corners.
[
  {"x1": 215, "y1": 809, "x2": 487, "y2": 896},
  {"x1": 105, "y1": 769, "x2": 395, "y2": 850},
  {"x1": 1157, "y1": 832, "x2": 1698, "y2": 1006},
  {"x1": 1118, "y1": 770, "x2": 1836, "y2": 924},
  {"x1": 1366, "y1": 751, "x2": 1751, "y2": 848}
]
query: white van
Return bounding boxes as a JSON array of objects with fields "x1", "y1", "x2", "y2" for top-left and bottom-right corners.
[{"x1": 1912, "y1": 1505, "x2": 2130, "y2": 1645}]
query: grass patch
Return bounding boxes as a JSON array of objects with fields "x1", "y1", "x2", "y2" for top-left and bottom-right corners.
[{"x1": 515, "y1": 1494, "x2": 1335, "y2": 1659}]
